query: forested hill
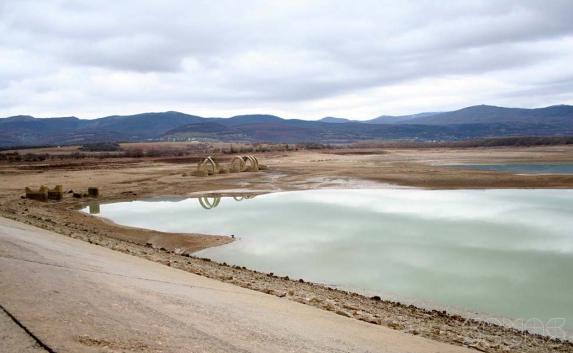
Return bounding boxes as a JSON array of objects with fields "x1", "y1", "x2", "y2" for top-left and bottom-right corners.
[{"x1": 1, "y1": 105, "x2": 572, "y2": 147}]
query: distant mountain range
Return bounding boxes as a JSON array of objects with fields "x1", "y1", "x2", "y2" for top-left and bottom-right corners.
[{"x1": 1, "y1": 105, "x2": 572, "y2": 147}]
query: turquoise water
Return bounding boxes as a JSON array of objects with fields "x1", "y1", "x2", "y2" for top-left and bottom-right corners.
[
  {"x1": 84, "y1": 189, "x2": 573, "y2": 329},
  {"x1": 449, "y1": 163, "x2": 573, "y2": 174}
]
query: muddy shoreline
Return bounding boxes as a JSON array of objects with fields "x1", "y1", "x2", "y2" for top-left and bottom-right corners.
[{"x1": 2, "y1": 147, "x2": 573, "y2": 352}]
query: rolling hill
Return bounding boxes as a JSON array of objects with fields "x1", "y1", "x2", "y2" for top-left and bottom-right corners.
[
  {"x1": 394, "y1": 105, "x2": 573, "y2": 125},
  {"x1": 318, "y1": 117, "x2": 353, "y2": 123},
  {"x1": 365, "y1": 112, "x2": 441, "y2": 124},
  {"x1": 1, "y1": 105, "x2": 572, "y2": 147}
]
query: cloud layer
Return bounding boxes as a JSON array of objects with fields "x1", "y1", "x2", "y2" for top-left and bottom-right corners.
[{"x1": 1, "y1": 0, "x2": 573, "y2": 119}]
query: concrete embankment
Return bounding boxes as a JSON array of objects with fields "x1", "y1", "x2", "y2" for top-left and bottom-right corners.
[{"x1": 0, "y1": 217, "x2": 472, "y2": 353}]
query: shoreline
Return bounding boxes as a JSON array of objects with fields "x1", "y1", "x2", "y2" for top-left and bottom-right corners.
[
  {"x1": 2, "y1": 189, "x2": 573, "y2": 353},
  {"x1": 0, "y1": 216, "x2": 477, "y2": 353},
  {"x1": 2, "y1": 147, "x2": 573, "y2": 352},
  {"x1": 3, "y1": 205, "x2": 571, "y2": 353},
  {"x1": 86, "y1": 188, "x2": 573, "y2": 341}
]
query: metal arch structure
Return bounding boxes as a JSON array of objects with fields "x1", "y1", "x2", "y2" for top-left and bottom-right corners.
[
  {"x1": 242, "y1": 155, "x2": 259, "y2": 172},
  {"x1": 230, "y1": 155, "x2": 259, "y2": 172},
  {"x1": 195, "y1": 155, "x2": 262, "y2": 176},
  {"x1": 230, "y1": 156, "x2": 246, "y2": 172},
  {"x1": 251, "y1": 156, "x2": 260, "y2": 170},
  {"x1": 198, "y1": 156, "x2": 218, "y2": 175}
]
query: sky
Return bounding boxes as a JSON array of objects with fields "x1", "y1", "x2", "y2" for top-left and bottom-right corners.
[{"x1": 1, "y1": 0, "x2": 573, "y2": 120}]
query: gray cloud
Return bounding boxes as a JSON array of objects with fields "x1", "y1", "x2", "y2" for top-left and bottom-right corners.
[{"x1": 1, "y1": 0, "x2": 573, "y2": 119}]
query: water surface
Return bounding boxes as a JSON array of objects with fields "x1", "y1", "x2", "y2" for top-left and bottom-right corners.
[
  {"x1": 84, "y1": 189, "x2": 573, "y2": 329},
  {"x1": 448, "y1": 163, "x2": 573, "y2": 174}
]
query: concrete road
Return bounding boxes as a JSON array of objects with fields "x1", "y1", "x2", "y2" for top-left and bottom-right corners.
[
  {"x1": 0, "y1": 217, "x2": 474, "y2": 353},
  {"x1": 0, "y1": 308, "x2": 47, "y2": 352}
]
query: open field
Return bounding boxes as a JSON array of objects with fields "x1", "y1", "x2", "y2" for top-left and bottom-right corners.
[{"x1": 1, "y1": 145, "x2": 573, "y2": 352}]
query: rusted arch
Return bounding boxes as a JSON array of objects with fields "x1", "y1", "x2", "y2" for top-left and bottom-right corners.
[
  {"x1": 230, "y1": 156, "x2": 246, "y2": 172},
  {"x1": 242, "y1": 155, "x2": 259, "y2": 171},
  {"x1": 198, "y1": 157, "x2": 218, "y2": 175},
  {"x1": 198, "y1": 196, "x2": 221, "y2": 209},
  {"x1": 249, "y1": 155, "x2": 259, "y2": 169},
  {"x1": 230, "y1": 155, "x2": 258, "y2": 172}
]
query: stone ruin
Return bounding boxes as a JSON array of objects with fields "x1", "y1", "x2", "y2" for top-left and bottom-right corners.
[
  {"x1": 48, "y1": 185, "x2": 64, "y2": 201},
  {"x1": 25, "y1": 185, "x2": 98, "y2": 201},
  {"x1": 88, "y1": 187, "x2": 99, "y2": 197},
  {"x1": 25, "y1": 186, "x2": 49, "y2": 201},
  {"x1": 193, "y1": 155, "x2": 266, "y2": 177},
  {"x1": 25, "y1": 185, "x2": 64, "y2": 201}
]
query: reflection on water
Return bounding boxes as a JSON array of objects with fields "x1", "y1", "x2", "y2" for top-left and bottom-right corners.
[
  {"x1": 448, "y1": 163, "x2": 573, "y2": 174},
  {"x1": 232, "y1": 195, "x2": 256, "y2": 201},
  {"x1": 88, "y1": 202, "x2": 100, "y2": 214},
  {"x1": 198, "y1": 196, "x2": 221, "y2": 209},
  {"x1": 198, "y1": 194, "x2": 256, "y2": 209},
  {"x1": 82, "y1": 189, "x2": 573, "y2": 329},
  {"x1": 89, "y1": 194, "x2": 257, "y2": 213}
]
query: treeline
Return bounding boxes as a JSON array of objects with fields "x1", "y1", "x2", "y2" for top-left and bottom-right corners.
[
  {"x1": 0, "y1": 142, "x2": 309, "y2": 163},
  {"x1": 218, "y1": 143, "x2": 304, "y2": 154},
  {"x1": 0, "y1": 150, "x2": 126, "y2": 162},
  {"x1": 351, "y1": 136, "x2": 573, "y2": 149},
  {"x1": 2, "y1": 136, "x2": 569, "y2": 163},
  {"x1": 447, "y1": 136, "x2": 573, "y2": 147},
  {"x1": 78, "y1": 142, "x2": 122, "y2": 152},
  {"x1": 0, "y1": 143, "x2": 212, "y2": 162}
]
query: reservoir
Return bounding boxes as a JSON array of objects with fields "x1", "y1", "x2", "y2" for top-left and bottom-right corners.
[{"x1": 83, "y1": 189, "x2": 573, "y2": 329}]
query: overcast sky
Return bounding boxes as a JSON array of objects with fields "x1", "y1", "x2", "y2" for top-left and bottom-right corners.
[{"x1": 1, "y1": 0, "x2": 573, "y2": 120}]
